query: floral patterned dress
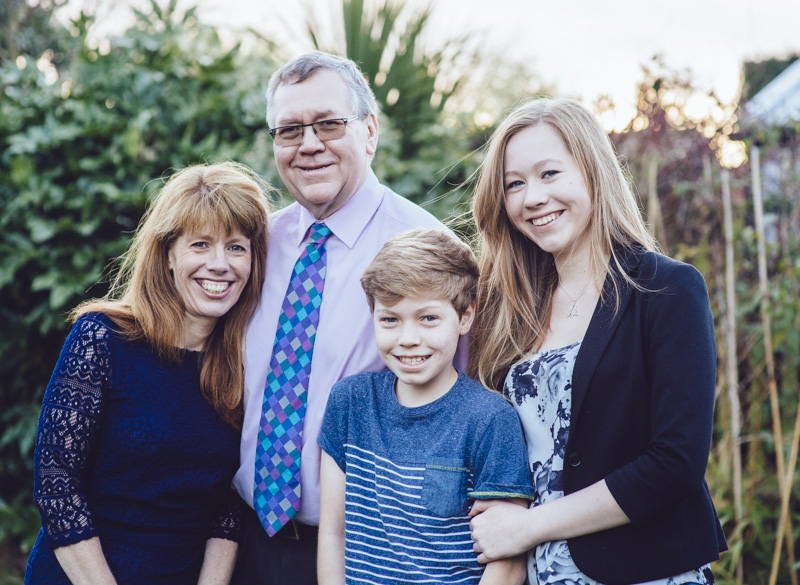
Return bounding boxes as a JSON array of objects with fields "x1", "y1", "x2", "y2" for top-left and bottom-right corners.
[{"x1": 504, "y1": 341, "x2": 712, "y2": 585}]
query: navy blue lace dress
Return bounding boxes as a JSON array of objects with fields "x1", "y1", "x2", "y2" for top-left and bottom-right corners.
[{"x1": 25, "y1": 312, "x2": 242, "y2": 585}]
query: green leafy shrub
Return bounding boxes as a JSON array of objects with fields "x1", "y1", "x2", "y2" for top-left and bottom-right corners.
[{"x1": 0, "y1": 0, "x2": 276, "y2": 561}]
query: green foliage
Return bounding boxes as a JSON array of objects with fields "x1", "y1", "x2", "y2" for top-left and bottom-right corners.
[
  {"x1": 373, "y1": 110, "x2": 482, "y2": 224},
  {"x1": 0, "y1": 0, "x2": 277, "y2": 567},
  {"x1": 0, "y1": 0, "x2": 68, "y2": 64},
  {"x1": 305, "y1": 0, "x2": 480, "y2": 157},
  {"x1": 735, "y1": 237, "x2": 800, "y2": 583}
]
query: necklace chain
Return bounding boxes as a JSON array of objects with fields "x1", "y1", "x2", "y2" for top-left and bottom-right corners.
[{"x1": 559, "y1": 278, "x2": 598, "y2": 318}]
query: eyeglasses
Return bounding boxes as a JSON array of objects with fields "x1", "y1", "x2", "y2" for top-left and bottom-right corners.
[{"x1": 269, "y1": 115, "x2": 360, "y2": 147}]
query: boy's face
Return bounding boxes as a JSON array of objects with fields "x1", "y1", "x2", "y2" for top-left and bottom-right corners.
[{"x1": 372, "y1": 295, "x2": 474, "y2": 406}]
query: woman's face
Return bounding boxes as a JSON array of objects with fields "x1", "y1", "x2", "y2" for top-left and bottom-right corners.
[
  {"x1": 168, "y1": 225, "x2": 252, "y2": 334},
  {"x1": 502, "y1": 123, "x2": 593, "y2": 263}
]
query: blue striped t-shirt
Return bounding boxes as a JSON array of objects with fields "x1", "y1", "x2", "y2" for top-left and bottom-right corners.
[{"x1": 318, "y1": 371, "x2": 535, "y2": 584}]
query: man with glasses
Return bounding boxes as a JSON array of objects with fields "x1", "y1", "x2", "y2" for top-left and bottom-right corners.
[{"x1": 231, "y1": 51, "x2": 446, "y2": 585}]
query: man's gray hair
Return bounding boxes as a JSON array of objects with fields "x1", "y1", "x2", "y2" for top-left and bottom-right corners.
[{"x1": 266, "y1": 51, "x2": 379, "y2": 127}]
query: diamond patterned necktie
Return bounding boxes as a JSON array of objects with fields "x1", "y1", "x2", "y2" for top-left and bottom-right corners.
[{"x1": 254, "y1": 222, "x2": 332, "y2": 536}]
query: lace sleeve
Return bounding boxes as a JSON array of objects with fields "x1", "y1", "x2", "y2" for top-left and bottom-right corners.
[
  {"x1": 209, "y1": 488, "x2": 244, "y2": 542},
  {"x1": 33, "y1": 314, "x2": 113, "y2": 547}
]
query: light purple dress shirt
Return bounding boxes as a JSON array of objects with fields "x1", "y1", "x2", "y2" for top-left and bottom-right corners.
[{"x1": 233, "y1": 170, "x2": 453, "y2": 525}]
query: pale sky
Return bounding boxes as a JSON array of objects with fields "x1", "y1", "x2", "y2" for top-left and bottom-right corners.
[{"x1": 60, "y1": 0, "x2": 800, "y2": 128}]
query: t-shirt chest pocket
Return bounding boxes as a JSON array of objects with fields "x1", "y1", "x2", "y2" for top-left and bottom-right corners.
[{"x1": 420, "y1": 457, "x2": 469, "y2": 517}]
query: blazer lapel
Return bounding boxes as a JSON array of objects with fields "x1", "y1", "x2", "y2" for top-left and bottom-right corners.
[{"x1": 570, "y1": 249, "x2": 641, "y2": 429}]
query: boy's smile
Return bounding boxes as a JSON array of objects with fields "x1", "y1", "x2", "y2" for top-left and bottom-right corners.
[{"x1": 372, "y1": 296, "x2": 474, "y2": 407}]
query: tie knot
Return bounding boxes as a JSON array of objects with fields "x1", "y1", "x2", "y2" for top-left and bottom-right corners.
[{"x1": 308, "y1": 223, "x2": 331, "y2": 246}]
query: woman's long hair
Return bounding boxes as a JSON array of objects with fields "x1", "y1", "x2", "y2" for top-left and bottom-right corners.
[
  {"x1": 74, "y1": 162, "x2": 271, "y2": 428},
  {"x1": 469, "y1": 98, "x2": 657, "y2": 391}
]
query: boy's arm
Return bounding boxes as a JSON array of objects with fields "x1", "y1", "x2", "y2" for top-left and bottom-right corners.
[
  {"x1": 318, "y1": 450, "x2": 346, "y2": 585},
  {"x1": 479, "y1": 555, "x2": 527, "y2": 585},
  {"x1": 476, "y1": 498, "x2": 529, "y2": 585}
]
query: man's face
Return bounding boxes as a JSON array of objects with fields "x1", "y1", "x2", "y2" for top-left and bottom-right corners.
[{"x1": 270, "y1": 69, "x2": 378, "y2": 220}]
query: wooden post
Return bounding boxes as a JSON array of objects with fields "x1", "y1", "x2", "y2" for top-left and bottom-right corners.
[
  {"x1": 778, "y1": 399, "x2": 800, "y2": 585},
  {"x1": 775, "y1": 149, "x2": 800, "y2": 585},
  {"x1": 754, "y1": 145, "x2": 798, "y2": 585},
  {"x1": 647, "y1": 156, "x2": 667, "y2": 251},
  {"x1": 720, "y1": 168, "x2": 744, "y2": 582}
]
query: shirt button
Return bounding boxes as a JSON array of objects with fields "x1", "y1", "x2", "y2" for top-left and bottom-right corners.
[{"x1": 568, "y1": 453, "x2": 581, "y2": 467}]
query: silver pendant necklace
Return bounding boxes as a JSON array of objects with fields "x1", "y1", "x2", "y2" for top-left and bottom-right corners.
[{"x1": 559, "y1": 278, "x2": 597, "y2": 318}]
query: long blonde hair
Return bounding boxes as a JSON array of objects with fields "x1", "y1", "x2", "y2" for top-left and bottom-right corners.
[
  {"x1": 469, "y1": 98, "x2": 657, "y2": 391},
  {"x1": 74, "y1": 162, "x2": 271, "y2": 428}
]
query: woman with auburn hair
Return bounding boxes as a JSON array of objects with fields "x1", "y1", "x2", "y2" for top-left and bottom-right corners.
[
  {"x1": 25, "y1": 162, "x2": 271, "y2": 585},
  {"x1": 467, "y1": 98, "x2": 726, "y2": 585}
]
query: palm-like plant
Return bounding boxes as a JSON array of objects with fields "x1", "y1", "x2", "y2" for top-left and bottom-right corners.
[{"x1": 302, "y1": 0, "x2": 476, "y2": 157}]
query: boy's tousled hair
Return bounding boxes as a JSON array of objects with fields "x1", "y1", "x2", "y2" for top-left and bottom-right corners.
[{"x1": 360, "y1": 228, "x2": 478, "y2": 316}]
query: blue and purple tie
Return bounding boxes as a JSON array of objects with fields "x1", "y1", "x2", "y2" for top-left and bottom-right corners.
[{"x1": 254, "y1": 222, "x2": 331, "y2": 536}]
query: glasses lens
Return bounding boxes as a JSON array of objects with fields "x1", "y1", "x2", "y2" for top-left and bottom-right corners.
[
  {"x1": 271, "y1": 118, "x2": 352, "y2": 146},
  {"x1": 274, "y1": 126, "x2": 301, "y2": 145},
  {"x1": 314, "y1": 119, "x2": 346, "y2": 139}
]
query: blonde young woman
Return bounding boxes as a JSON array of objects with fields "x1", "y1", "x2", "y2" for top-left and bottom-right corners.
[
  {"x1": 467, "y1": 99, "x2": 726, "y2": 585},
  {"x1": 25, "y1": 163, "x2": 270, "y2": 585}
]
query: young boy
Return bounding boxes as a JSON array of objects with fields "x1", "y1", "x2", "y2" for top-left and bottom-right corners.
[{"x1": 317, "y1": 228, "x2": 535, "y2": 585}]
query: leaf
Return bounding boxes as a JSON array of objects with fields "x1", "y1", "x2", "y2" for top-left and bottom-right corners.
[
  {"x1": 26, "y1": 217, "x2": 57, "y2": 243},
  {"x1": 9, "y1": 156, "x2": 34, "y2": 186},
  {"x1": 31, "y1": 272, "x2": 57, "y2": 292},
  {"x1": 49, "y1": 283, "x2": 77, "y2": 310}
]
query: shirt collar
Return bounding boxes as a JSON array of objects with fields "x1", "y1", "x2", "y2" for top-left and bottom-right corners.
[{"x1": 294, "y1": 169, "x2": 383, "y2": 249}]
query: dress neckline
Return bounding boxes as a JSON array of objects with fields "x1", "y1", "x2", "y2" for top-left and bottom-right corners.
[{"x1": 531, "y1": 339, "x2": 582, "y2": 358}]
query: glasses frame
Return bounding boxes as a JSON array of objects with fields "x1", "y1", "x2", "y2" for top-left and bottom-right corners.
[{"x1": 268, "y1": 115, "x2": 360, "y2": 146}]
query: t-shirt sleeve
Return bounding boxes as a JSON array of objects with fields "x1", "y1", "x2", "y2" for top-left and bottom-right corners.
[
  {"x1": 468, "y1": 403, "x2": 536, "y2": 501},
  {"x1": 33, "y1": 314, "x2": 112, "y2": 547},
  {"x1": 317, "y1": 379, "x2": 350, "y2": 473}
]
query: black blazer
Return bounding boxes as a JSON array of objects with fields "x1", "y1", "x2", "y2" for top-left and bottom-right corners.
[{"x1": 564, "y1": 248, "x2": 727, "y2": 584}]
